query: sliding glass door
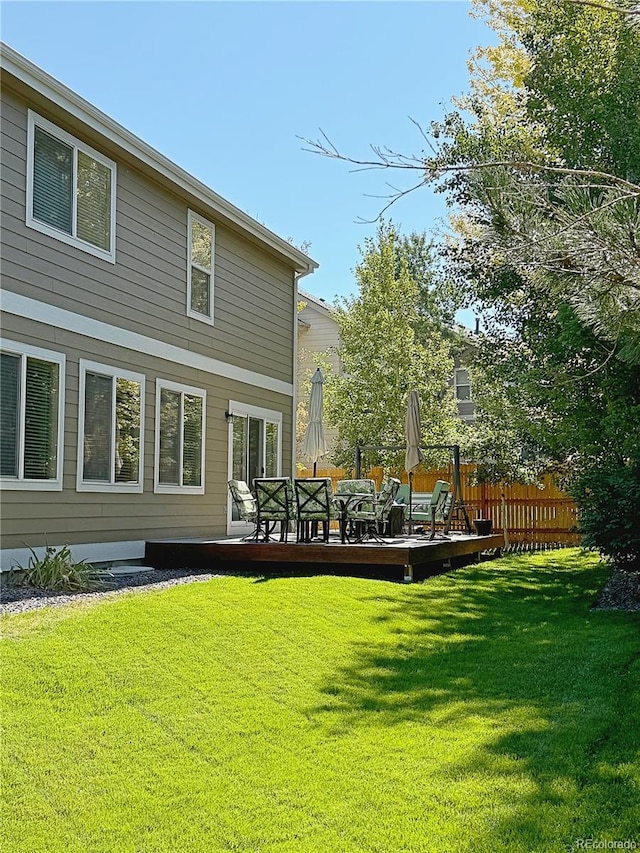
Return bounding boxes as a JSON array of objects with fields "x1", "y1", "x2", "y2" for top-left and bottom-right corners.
[{"x1": 228, "y1": 403, "x2": 282, "y2": 530}]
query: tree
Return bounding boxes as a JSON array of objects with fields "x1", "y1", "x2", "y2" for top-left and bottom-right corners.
[
  {"x1": 303, "y1": 1, "x2": 640, "y2": 361},
  {"x1": 442, "y1": 0, "x2": 640, "y2": 567},
  {"x1": 304, "y1": 0, "x2": 640, "y2": 566},
  {"x1": 323, "y1": 223, "x2": 462, "y2": 469}
]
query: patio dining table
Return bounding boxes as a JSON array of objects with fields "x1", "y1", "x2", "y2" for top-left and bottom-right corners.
[{"x1": 333, "y1": 492, "x2": 372, "y2": 544}]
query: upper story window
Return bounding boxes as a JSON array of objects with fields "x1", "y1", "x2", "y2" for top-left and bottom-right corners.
[
  {"x1": 154, "y1": 379, "x2": 206, "y2": 494},
  {"x1": 77, "y1": 360, "x2": 144, "y2": 493},
  {"x1": 454, "y1": 367, "x2": 472, "y2": 401},
  {"x1": 187, "y1": 210, "x2": 215, "y2": 324},
  {"x1": 0, "y1": 340, "x2": 65, "y2": 491},
  {"x1": 26, "y1": 111, "x2": 117, "y2": 263}
]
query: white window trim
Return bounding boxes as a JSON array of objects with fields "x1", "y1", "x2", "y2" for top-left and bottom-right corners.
[
  {"x1": 26, "y1": 110, "x2": 117, "y2": 264},
  {"x1": 226, "y1": 400, "x2": 283, "y2": 535},
  {"x1": 77, "y1": 359, "x2": 145, "y2": 493},
  {"x1": 0, "y1": 339, "x2": 65, "y2": 491},
  {"x1": 154, "y1": 378, "x2": 206, "y2": 495},
  {"x1": 186, "y1": 209, "x2": 215, "y2": 325}
]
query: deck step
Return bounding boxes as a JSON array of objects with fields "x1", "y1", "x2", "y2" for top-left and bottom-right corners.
[{"x1": 92, "y1": 565, "x2": 155, "y2": 577}]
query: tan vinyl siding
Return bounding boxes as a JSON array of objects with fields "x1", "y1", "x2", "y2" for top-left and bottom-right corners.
[
  {"x1": 297, "y1": 300, "x2": 342, "y2": 468},
  {"x1": 1, "y1": 75, "x2": 301, "y2": 556},
  {"x1": 0, "y1": 314, "x2": 294, "y2": 550},
  {"x1": 1, "y1": 88, "x2": 295, "y2": 385}
]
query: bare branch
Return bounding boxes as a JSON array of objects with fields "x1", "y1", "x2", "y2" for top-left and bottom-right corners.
[
  {"x1": 354, "y1": 179, "x2": 430, "y2": 223},
  {"x1": 298, "y1": 132, "x2": 425, "y2": 171},
  {"x1": 562, "y1": 0, "x2": 640, "y2": 18},
  {"x1": 300, "y1": 130, "x2": 640, "y2": 196}
]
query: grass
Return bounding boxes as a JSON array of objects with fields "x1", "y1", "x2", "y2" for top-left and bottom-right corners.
[{"x1": 1, "y1": 549, "x2": 639, "y2": 853}]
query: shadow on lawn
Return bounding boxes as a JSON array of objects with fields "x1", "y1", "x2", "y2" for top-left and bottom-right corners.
[{"x1": 314, "y1": 551, "x2": 640, "y2": 850}]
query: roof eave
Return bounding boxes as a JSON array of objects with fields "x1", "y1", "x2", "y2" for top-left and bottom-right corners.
[{"x1": 0, "y1": 42, "x2": 318, "y2": 275}]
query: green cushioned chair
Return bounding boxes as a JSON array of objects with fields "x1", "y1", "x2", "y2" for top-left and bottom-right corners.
[
  {"x1": 294, "y1": 478, "x2": 338, "y2": 542},
  {"x1": 253, "y1": 477, "x2": 296, "y2": 543},
  {"x1": 228, "y1": 479, "x2": 259, "y2": 541}
]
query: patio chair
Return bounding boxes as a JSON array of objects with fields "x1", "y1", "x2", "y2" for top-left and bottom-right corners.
[
  {"x1": 411, "y1": 480, "x2": 451, "y2": 540},
  {"x1": 344, "y1": 477, "x2": 401, "y2": 544},
  {"x1": 253, "y1": 477, "x2": 295, "y2": 543},
  {"x1": 294, "y1": 478, "x2": 338, "y2": 543},
  {"x1": 227, "y1": 479, "x2": 259, "y2": 541},
  {"x1": 335, "y1": 478, "x2": 377, "y2": 542}
]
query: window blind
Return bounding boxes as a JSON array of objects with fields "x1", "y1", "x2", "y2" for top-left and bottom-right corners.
[
  {"x1": 83, "y1": 372, "x2": 112, "y2": 482},
  {"x1": 33, "y1": 126, "x2": 73, "y2": 235},
  {"x1": 24, "y1": 358, "x2": 58, "y2": 479},
  {"x1": 159, "y1": 388, "x2": 180, "y2": 485},
  {"x1": 0, "y1": 353, "x2": 20, "y2": 477},
  {"x1": 182, "y1": 394, "x2": 203, "y2": 487}
]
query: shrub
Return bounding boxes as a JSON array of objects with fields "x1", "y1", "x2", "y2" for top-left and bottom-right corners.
[
  {"x1": 572, "y1": 462, "x2": 640, "y2": 572},
  {"x1": 18, "y1": 544, "x2": 102, "y2": 591}
]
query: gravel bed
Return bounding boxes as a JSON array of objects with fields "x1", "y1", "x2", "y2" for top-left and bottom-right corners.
[
  {"x1": 2, "y1": 564, "x2": 639, "y2": 616},
  {"x1": 0, "y1": 568, "x2": 225, "y2": 615}
]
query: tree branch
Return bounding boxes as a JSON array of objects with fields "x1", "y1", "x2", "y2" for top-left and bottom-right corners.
[
  {"x1": 562, "y1": 0, "x2": 640, "y2": 19},
  {"x1": 300, "y1": 130, "x2": 640, "y2": 196}
]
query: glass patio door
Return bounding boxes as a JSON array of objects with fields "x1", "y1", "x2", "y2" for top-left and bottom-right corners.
[{"x1": 228, "y1": 403, "x2": 282, "y2": 529}]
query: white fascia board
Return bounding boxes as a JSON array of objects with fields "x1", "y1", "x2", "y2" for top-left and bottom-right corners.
[
  {"x1": 3, "y1": 291, "x2": 294, "y2": 397},
  {"x1": 1, "y1": 540, "x2": 146, "y2": 572},
  {"x1": 0, "y1": 42, "x2": 319, "y2": 276}
]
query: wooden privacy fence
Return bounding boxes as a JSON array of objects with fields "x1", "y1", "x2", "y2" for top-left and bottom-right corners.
[{"x1": 298, "y1": 464, "x2": 580, "y2": 548}]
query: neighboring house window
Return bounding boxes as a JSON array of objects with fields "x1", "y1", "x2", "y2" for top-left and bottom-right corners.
[
  {"x1": 187, "y1": 210, "x2": 215, "y2": 324},
  {"x1": 0, "y1": 340, "x2": 65, "y2": 491},
  {"x1": 26, "y1": 111, "x2": 117, "y2": 263},
  {"x1": 78, "y1": 361, "x2": 144, "y2": 492},
  {"x1": 155, "y1": 380, "x2": 206, "y2": 494},
  {"x1": 454, "y1": 368, "x2": 472, "y2": 401}
]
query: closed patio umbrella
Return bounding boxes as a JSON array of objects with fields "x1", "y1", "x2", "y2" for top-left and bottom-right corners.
[
  {"x1": 405, "y1": 390, "x2": 423, "y2": 533},
  {"x1": 302, "y1": 368, "x2": 328, "y2": 476}
]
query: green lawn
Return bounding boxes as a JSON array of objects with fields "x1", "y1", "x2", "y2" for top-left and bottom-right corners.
[{"x1": 1, "y1": 549, "x2": 639, "y2": 853}]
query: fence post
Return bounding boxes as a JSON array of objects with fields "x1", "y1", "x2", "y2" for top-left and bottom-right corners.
[{"x1": 480, "y1": 479, "x2": 488, "y2": 520}]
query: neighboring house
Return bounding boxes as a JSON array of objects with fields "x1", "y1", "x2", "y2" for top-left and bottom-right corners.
[
  {"x1": 295, "y1": 295, "x2": 476, "y2": 473},
  {"x1": 0, "y1": 43, "x2": 317, "y2": 570},
  {"x1": 296, "y1": 290, "x2": 341, "y2": 470},
  {"x1": 453, "y1": 363, "x2": 475, "y2": 423},
  {"x1": 451, "y1": 324, "x2": 478, "y2": 424}
]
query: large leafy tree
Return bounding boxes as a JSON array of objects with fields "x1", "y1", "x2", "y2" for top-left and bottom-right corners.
[
  {"x1": 458, "y1": 0, "x2": 640, "y2": 363},
  {"x1": 438, "y1": 0, "x2": 640, "y2": 460},
  {"x1": 304, "y1": 0, "x2": 640, "y2": 564},
  {"x1": 324, "y1": 223, "x2": 462, "y2": 469},
  {"x1": 444, "y1": 0, "x2": 640, "y2": 565}
]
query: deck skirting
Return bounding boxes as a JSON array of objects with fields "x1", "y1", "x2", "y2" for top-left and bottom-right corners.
[{"x1": 145, "y1": 532, "x2": 504, "y2": 582}]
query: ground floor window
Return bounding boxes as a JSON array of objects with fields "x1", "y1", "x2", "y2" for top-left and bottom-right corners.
[
  {"x1": 78, "y1": 360, "x2": 144, "y2": 492},
  {"x1": 0, "y1": 340, "x2": 65, "y2": 490},
  {"x1": 155, "y1": 379, "x2": 206, "y2": 494},
  {"x1": 228, "y1": 403, "x2": 282, "y2": 523}
]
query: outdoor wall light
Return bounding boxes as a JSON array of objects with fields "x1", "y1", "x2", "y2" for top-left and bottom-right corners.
[{"x1": 225, "y1": 410, "x2": 235, "y2": 422}]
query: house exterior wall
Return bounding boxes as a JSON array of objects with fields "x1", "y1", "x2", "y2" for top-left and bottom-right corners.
[
  {"x1": 2, "y1": 88, "x2": 295, "y2": 385},
  {"x1": 0, "y1": 52, "x2": 313, "y2": 569},
  {"x1": 297, "y1": 295, "x2": 342, "y2": 469}
]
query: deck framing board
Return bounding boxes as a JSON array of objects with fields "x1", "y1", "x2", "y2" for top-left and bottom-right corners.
[{"x1": 145, "y1": 533, "x2": 504, "y2": 575}]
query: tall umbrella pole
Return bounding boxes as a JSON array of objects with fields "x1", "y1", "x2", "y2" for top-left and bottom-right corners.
[
  {"x1": 404, "y1": 390, "x2": 423, "y2": 535},
  {"x1": 301, "y1": 368, "x2": 328, "y2": 477}
]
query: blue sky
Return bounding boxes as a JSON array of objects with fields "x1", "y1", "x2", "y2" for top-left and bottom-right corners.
[{"x1": 3, "y1": 1, "x2": 495, "y2": 323}]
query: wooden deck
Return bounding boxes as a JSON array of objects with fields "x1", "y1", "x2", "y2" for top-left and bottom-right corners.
[{"x1": 145, "y1": 531, "x2": 505, "y2": 583}]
